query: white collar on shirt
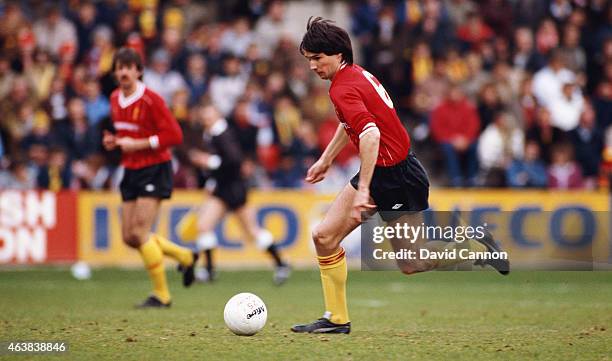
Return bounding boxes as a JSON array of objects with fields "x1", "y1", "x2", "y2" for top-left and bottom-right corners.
[
  {"x1": 118, "y1": 81, "x2": 145, "y2": 109},
  {"x1": 209, "y1": 118, "x2": 228, "y2": 136}
]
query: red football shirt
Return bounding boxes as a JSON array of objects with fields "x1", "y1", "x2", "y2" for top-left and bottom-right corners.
[
  {"x1": 110, "y1": 81, "x2": 183, "y2": 169},
  {"x1": 329, "y1": 64, "x2": 410, "y2": 167}
]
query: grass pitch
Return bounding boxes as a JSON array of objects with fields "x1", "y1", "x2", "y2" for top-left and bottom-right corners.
[{"x1": 1, "y1": 268, "x2": 611, "y2": 360}]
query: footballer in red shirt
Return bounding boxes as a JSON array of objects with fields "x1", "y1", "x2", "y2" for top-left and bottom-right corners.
[
  {"x1": 104, "y1": 48, "x2": 197, "y2": 308},
  {"x1": 291, "y1": 18, "x2": 509, "y2": 334}
]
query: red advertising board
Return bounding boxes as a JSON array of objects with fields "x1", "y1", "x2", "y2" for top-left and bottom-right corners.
[{"x1": 0, "y1": 190, "x2": 77, "y2": 264}]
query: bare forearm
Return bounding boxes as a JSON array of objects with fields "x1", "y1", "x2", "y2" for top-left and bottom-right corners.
[
  {"x1": 357, "y1": 130, "x2": 380, "y2": 190},
  {"x1": 134, "y1": 138, "x2": 153, "y2": 150},
  {"x1": 116, "y1": 137, "x2": 155, "y2": 153},
  {"x1": 319, "y1": 124, "x2": 348, "y2": 165}
]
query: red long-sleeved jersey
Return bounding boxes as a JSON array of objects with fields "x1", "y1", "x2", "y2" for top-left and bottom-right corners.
[
  {"x1": 110, "y1": 81, "x2": 183, "y2": 169},
  {"x1": 329, "y1": 64, "x2": 410, "y2": 167}
]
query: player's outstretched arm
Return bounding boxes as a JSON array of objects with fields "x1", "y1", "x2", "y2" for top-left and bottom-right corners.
[
  {"x1": 305, "y1": 124, "x2": 348, "y2": 183},
  {"x1": 188, "y1": 150, "x2": 218, "y2": 170}
]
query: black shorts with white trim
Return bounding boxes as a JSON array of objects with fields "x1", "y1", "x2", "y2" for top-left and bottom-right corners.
[{"x1": 120, "y1": 161, "x2": 173, "y2": 201}]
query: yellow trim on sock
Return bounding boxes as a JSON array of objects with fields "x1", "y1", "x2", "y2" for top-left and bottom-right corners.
[
  {"x1": 318, "y1": 248, "x2": 346, "y2": 268},
  {"x1": 318, "y1": 248, "x2": 344, "y2": 261}
]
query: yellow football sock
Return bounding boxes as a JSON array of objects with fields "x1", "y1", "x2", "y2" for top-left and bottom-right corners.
[
  {"x1": 176, "y1": 211, "x2": 198, "y2": 242},
  {"x1": 422, "y1": 241, "x2": 462, "y2": 268},
  {"x1": 138, "y1": 239, "x2": 170, "y2": 304},
  {"x1": 152, "y1": 234, "x2": 193, "y2": 267},
  {"x1": 317, "y1": 248, "x2": 349, "y2": 324},
  {"x1": 467, "y1": 239, "x2": 487, "y2": 253}
]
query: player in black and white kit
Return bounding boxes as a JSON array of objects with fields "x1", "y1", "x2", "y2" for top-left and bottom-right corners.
[{"x1": 186, "y1": 103, "x2": 291, "y2": 285}]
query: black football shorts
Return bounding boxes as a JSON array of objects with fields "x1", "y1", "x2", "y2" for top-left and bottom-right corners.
[
  {"x1": 120, "y1": 161, "x2": 173, "y2": 201},
  {"x1": 350, "y1": 152, "x2": 430, "y2": 222},
  {"x1": 212, "y1": 178, "x2": 248, "y2": 211}
]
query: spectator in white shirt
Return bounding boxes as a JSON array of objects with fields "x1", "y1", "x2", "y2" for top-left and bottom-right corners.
[
  {"x1": 478, "y1": 111, "x2": 524, "y2": 186},
  {"x1": 220, "y1": 17, "x2": 255, "y2": 57},
  {"x1": 532, "y1": 49, "x2": 580, "y2": 107},
  {"x1": 209, "y1": 55, "x2": 249, "y2": 117},
  {"x1": 253, "y1": 0, "x2": 290, "y2": 59},
  {"x1": 33, "y1": 6, "x2": 78, "y2": 58},
  {"x1": 143, "y1": 49, "x2": 187, "y2": 104},
  {"x1": 549, "y1": 82, "x2": 584, "y2": 131}
]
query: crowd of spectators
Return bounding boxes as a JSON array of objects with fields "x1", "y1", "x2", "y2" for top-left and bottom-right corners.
[
  {"x1": 354, "y1": 0, "x2": 611, "y2": 189},
  {"x1": 0, "y1": 0, "x2": 610, "y2": 192}
]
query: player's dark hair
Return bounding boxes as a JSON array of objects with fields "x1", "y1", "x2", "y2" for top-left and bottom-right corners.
[
  {"x1": 112, "y1": 47, "x2": 143, "y2": 72},
  {"x1": 299, "y1": 17, "x2": 353, "y2": 65}
]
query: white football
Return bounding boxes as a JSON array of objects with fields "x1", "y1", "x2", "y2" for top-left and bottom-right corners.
[
  {"x1": 70, "y1": 261, "x2": 91, "y2": 280},
  {"x1": 223, "y1": 293, "x2": 267, "y2": 336}
]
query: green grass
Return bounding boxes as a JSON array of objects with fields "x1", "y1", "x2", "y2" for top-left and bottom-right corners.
[{"x1": 1, "y1": 269, "x2": 611, "y2": 360}]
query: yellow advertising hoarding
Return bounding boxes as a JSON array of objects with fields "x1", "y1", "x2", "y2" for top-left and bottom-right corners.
[
  {"x1": 78, "y1": 191, "x2": 335, "y2": 267},
  {"x1": 77, "y1": 190, "x2": 610, "y2": 268}
]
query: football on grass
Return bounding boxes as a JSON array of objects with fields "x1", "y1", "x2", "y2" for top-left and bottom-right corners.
[{"x1": 223, "y1": 293, "x2": 267, "y2": 336}]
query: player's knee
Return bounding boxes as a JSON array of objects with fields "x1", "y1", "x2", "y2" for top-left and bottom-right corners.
[
  {"x1": 312, "y1": 227, "x2": 339, "y2": 253},
  {"x1": 123, "y1": 230, "x2": 144, "y2": 248},
  {"x1": 123, "y1": 235, "x2": 141, "y2": 248}
]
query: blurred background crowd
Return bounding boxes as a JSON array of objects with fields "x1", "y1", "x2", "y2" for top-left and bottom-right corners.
[{"x1": 0, "y1": 0, "x2": 610, "y2": 192}]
